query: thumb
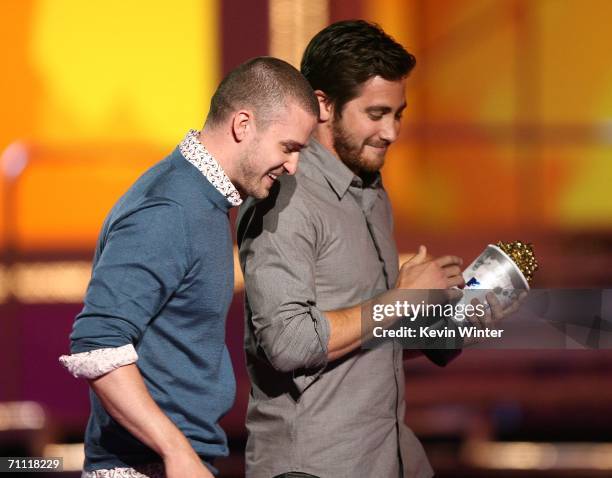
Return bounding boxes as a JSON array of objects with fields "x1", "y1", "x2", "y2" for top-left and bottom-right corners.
[{"x1": 407, "y1": 245, "x2": 427, "y2": 265}]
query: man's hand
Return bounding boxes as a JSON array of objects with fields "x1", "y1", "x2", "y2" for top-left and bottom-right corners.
[
  {"x1": 326, "y1": 245, "x2": 465, "y2": 361},
  {"x1": 89, "y1": 364, "x2": 212, "y2": 477},
  {"x1": 463, "y1": 291, "x2": 527, "y2": 345},
  {"x1": 396, "y1": 245, "x2": 464, "y2": 290},
  {"x1": 164, "y1": 450, "x2": 214, "y2": 478},
  {"x1": 475, "y1": 291, "x2": 526, "y2": 328}
]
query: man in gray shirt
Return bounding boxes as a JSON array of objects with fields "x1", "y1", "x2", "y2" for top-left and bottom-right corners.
[{"x1": 238, "y1": 21, "x2": 478, "y2": 478}]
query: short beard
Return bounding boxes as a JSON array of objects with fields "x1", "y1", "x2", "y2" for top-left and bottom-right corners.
[
  {"x1": 331, "y1": 117, "x2": 384, "y2": 177},
  {"x1": 235, "y1": 140, "x2": 267, "y2": 200}
]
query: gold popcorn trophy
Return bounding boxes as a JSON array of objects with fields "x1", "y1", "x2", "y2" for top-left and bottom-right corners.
[{"x1": 461, "y1": 241, "x2": 539, "y2": 308}]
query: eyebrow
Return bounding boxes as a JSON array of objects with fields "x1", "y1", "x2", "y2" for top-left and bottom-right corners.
[{"x1": 281, "y1": 140, "x2": 306, "y2": 151}]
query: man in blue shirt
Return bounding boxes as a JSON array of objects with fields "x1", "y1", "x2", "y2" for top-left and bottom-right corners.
[{"x1": 60, "y1": 57, "x2": 318, "y2": 478}]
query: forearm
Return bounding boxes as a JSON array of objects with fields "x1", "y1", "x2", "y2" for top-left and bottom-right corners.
[
  {"x1": 325, "y1": 289, "x2": 429, "y2": 361},
  {"x1": 325, "y1": 305, "x2": 363, "y2": 361},
  {"x1": 88, "y1": 364, "x2": 193, "y2": 459}
]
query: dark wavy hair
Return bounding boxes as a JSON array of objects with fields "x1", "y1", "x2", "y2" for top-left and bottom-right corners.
[{"x1": 301, "y1": 20, "x2": 416, "y2": 117}]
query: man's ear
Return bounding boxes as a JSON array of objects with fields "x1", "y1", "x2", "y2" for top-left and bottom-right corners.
[
  {"x1": 231, "y1": 110, "x2": 253, "y2": 142},
  {"x1": 315, "y1": 90, "x2": 333, "y2": 123}
]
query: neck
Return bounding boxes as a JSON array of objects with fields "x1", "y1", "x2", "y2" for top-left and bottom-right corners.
[
  {"x1": 313, "y1": 123, "x2": 368, "y2": 178},
  {"x1": 312, "y1": 123, "x2": 340, "y2": 161}
]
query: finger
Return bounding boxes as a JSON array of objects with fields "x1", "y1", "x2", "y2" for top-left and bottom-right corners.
[
  {"x1": 469, "y1": 298, "x2": 487, "y2": 328},
  {"x1": 498, "y1": 290, "x2": 528, "y2": 315},
  {"x1": 445, "y1": 288, "x2": 464, "y2": 302},
  {"x1": 503, "y1": 301, "x2": 520, "y2": 316},
  {"x1": 435, "y1": 255, "x2": 463, "y2": 268},
  {"x1": 486, "y1": 293, "x2": 504, "y2": 324},
  {"x1": 443, "y1": 265, "x2": 463, "y2": 278},
  {"x1": 483, "y1": 306, "x2": 496, "y2": 329},
  {"x1": 482, "y1": 302, "x2": 496, "y2": 329},
  {"x1": 447, "y1": 275, "x2": 466, "y2": 288},
  {"x1": 503, "y1": 297, "x2": 522, "y2": 316},
  {"x1": 406, "y1": 245, "x2": 427, "y2": 265}
]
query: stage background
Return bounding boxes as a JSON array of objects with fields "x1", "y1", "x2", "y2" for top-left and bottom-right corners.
[{"x1": 1, "y1": 1, "x2": 612, "y2": 476}]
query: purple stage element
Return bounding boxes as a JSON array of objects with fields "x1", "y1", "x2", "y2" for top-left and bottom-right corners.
[{"x1": 2, "y1": 293, "x2": 250, "y2": 438}]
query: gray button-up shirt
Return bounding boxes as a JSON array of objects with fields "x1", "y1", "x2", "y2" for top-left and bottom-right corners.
[{"x1": 237, "y1": 139, "x2": 435, "y2": 478}]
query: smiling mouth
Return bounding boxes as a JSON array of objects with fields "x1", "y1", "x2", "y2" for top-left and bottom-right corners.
[{"x1": 267, "y1": 173, "x2": 278, "y2": 181}]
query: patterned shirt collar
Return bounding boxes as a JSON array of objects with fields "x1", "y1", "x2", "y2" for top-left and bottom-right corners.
[{"x1": 179, "y1": 129, "x2": 242, "y2": 207}]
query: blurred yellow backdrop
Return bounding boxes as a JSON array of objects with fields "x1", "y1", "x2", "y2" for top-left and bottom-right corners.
[
  {"x1": 366, "y1": 0, "x2": 612, "y2": 232},
  {"x1": 1, "y1": 0, "x2": 219, "y2": 250}
]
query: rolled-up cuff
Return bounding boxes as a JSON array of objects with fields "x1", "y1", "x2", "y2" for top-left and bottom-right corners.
[
  {"x1": 292, "y1": 306, "x2": 330, "y2": 394},
  {"x1": 59, "y1": 343, "x2": 138, "y2": 379},
  {"x1": 306, "y1": 305, "x2": 330, "y2": 369}
]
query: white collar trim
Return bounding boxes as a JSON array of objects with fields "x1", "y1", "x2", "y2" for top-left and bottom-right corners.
[{"x1": 179, "y1": 129, "x2": 242, "y2": 206}]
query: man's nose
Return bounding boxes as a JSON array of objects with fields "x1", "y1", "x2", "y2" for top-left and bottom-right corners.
[
  {"x1": 283, "y1": 153, "x2": 299, "y2": 175},
  {"x1": 379, "y1": 119, "x2": 400, "y2": 144}
]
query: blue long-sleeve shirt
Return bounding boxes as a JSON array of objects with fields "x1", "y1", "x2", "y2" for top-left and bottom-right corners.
[{"x1": 69, "y1": 146, "x2": 236, "y2": 472}]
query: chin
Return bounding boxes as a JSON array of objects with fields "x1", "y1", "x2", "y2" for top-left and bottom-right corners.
[
  {"x1": 250, "y1": 187, "x2": 270, "y2": 200},
  {"x1": 241, "y1": 178, "x2": 270, "y2": 200},
  {"x1": 359, "y1": 156, "x2": 386, "y2": 174}
]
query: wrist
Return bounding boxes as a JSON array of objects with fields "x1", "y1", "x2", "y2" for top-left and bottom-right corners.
[{"x1": 158, "y1": 430, "x2": 194, "y2": 460}]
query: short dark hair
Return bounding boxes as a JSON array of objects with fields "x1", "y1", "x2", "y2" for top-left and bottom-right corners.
[
  {"x1": 301, "y1": 20, "x2": 416, "y2": 116},
  {"x1": 206, "y1": 56, "x2": 319, "y2": 128}
]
